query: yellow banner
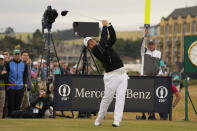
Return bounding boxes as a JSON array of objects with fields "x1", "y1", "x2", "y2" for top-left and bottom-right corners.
[{"x1": 144, "y1": 0, "x2": 151, "y2": 27}]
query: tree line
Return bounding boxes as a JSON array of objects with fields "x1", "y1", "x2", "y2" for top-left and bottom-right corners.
[{"x1": 0, "y1": 28, "x2": 142, "y2": 60}]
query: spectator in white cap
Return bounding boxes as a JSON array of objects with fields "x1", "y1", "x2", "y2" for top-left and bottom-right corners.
[{"x1": 84, "y1": 20, "x2": 128, "y2": 127}]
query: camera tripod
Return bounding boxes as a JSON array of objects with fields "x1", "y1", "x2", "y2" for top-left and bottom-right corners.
[
  {"x1": 75, "y1": 45, "x2": 101, "y2": 75},
  {"x1": 74, "y1": 44, "x2": 101, "y2": 118},
  {"x1": 38, "y1": 29, "x2": 63, "y2": 95}
]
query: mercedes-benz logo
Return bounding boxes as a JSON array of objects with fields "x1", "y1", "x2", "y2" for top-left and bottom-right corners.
[
  {"x1": 58, "y1": 84, "x2": 71, "y2": 97},
  {"x1": 156, "y1": 86, "x2": 168, "y2": 99}
]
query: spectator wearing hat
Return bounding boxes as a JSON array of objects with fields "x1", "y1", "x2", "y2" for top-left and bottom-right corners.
[
  {"x1": 139, "y1": 28, "x2": 161, "y2": 120},
  {"x1": 0, "y1": 55, "x2": 7, "y2": 118},
  {"x1": 32, "y1": 61, "x2": 38, "y2": 75},
  {"x1": 5, "y1": 49, "x2": 28, "y2": 116}
]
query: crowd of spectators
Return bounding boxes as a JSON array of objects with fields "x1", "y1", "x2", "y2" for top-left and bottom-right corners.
[
  {"x1": 0, "y1": 48, "x2": 81, "y2": 119},
  {"x1": 0, "y1": 47, "x2": 181, "y2": 120}
]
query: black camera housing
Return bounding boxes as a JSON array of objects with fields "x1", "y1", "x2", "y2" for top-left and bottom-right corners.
[
  {"x1": 42, "y1": 6, "x2": 58, "y2": 30},
  {"x1": 73, "y1": 22, "x2": 99, "y2": 37}
]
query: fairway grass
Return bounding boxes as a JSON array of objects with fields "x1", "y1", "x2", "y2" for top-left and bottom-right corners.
[
  {"x1": 0, "y1": 85, "x2": 197, "y2": 131},
  {"x1": 0, "y1": 119, "x2": 197, "y2": 131}
]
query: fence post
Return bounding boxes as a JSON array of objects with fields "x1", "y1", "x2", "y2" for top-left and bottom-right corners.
[{"x1": 185, "y1": 74, "x2": 188, "y2": 121}]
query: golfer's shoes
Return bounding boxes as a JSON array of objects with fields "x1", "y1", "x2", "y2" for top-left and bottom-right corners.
[
  {"x1": 112, "y1": 121, "x2": 120, "y2": 127},
  {"x1": 94, "y1": 120, "x2": 101, "y2": 126}
]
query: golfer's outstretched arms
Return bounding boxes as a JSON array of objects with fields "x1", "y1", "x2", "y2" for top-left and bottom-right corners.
[
  {"x1": 99, "y1": 20, "x2": 108, "y2": 47},
  {"x1": 107, "y1": 25, "x2": 116, "y2": 47}
]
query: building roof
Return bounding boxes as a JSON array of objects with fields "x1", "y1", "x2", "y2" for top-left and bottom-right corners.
[{"x1": 166, "y1": 5, "x2": 197, "y2": 19}]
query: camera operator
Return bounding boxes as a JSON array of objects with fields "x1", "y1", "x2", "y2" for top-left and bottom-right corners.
[
  {"x1": 83, "y1": 20, "x2": 128, "y2": 127},
  {"x1": 11, "y1": 87, "x2": 53, "y2": 118}
]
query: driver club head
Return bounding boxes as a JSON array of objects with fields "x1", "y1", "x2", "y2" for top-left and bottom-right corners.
[{"x1": 61, "y1": 10, "x2": 69, "y2": 16}]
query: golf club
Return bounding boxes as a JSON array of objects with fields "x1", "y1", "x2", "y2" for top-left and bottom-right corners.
[{"x1": 61, "y1": 10, "x2": 102, "y2": 22}]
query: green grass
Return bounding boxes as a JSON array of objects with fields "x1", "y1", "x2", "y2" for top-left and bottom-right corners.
[
  {"x1": 0, "y1": 79, "x2": 197, "y2": 131},
  {"x1": 0, "y1": 119, "x2": 197, "y2": 131},
  {"x1": 0, "y1": 85, "x2": 197, "y2": 131}
]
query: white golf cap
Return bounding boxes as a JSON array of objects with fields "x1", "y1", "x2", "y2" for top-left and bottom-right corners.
[
  {"x1": 38, "y1": 59, "x2": 46, "y2": 63},
  {"x1": 73, "y1": 64, "x2": 77, "y2": 69},
  {"x1": 0, "y1": 55, "x2": 4, "y2": 59},
  {"x1": 33, "y1": 61, "x2": 38, "y2": 65},
  {"x1": 83, "y1": 37, "x2": 92, "y2": 47}
]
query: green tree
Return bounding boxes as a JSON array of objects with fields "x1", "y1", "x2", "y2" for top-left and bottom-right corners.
[
  {"x1": 5, "y1": 27, "x2": 14, "y2": 34},
  {"x1": 30, "y1": 29, "x2": 45, "y2": 58},
  {"x1": 113, "y1": 38, "x2": 142, "y2": 59}
]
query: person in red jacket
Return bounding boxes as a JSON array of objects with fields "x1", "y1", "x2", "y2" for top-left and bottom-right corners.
[{"x1": 159, "y1": 84, "x2": 181, "y2": 120}]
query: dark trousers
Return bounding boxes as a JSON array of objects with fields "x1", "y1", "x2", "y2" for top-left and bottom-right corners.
[
  {"x1": 11, "y1": 110, "x2": 37, "y2": 118},
  {"x1": 7, "y1": 88, "x2": 24, "y2": 116},
  {"x1": 159, "y1": 112, "x2": 168, "y2": 120}
]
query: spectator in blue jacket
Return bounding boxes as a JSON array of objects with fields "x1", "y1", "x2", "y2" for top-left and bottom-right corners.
[{"x1": 5, "y1": 49, "x2": 28, "y2": 116}]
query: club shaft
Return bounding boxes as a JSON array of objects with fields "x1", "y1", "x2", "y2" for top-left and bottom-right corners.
[{"x1": 68, "y1": 10, "x2": 102, "y2": 22}]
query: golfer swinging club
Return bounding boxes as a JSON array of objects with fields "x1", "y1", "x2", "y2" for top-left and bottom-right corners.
[{"x1": 83, "y1": 20, "x2": 128, "y2": 127}]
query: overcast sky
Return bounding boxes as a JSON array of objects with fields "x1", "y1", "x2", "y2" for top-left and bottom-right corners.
[{"x1": 0, "y1": 0, "x2": 197, "y2": 32}]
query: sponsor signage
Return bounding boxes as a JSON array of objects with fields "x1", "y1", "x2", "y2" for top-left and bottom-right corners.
[{"x1": 54, "y1": 75, "x2": 172, "y2": 113}]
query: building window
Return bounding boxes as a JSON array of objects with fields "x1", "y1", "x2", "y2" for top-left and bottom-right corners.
[
  {"x1": 165, "y1": 24, "x2": 168, "y2": 34},
  {"x1": 192, "y1": 21, "x2": 196, "y2": 33},
  {"x1": 169, "y1": 25, "x2": 173, "y2": 34},
  {"x1": 186, "y1": 23, "x2": 190, "y2": 33},
  {"x1": 165, "y1": 37, "x2": 168, "y2": 43},
  {"x1": 196, "y1": 22, "x2": 197, "y2": 32},
  {"x1": 174, "y1": 46, "x2": 177, "y2": 52},
  {"x1": 160, "y1": 26, "x2": 164, "y2": 35},
  {"x1": 178, "y1": 24, "x2": 181, "y2": 33},
  {"x1": 174, "y1": 37, "x2": 176, "y2": 43},
  {"x1": 174, "y1": 23, "x2": 177, "y2": 34},
  {"x1": 177, "y1": 36, "x2": 180, "y2": 42},
  {"x1": 154, "y1": 27, "x2": 158, "y2": 35},
  {"x1": 183, "y1": 22, "x2": 186, "y2": 33},
  {"x1": 174, "y1": 57, "x2": 177, "y2": 64}
]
